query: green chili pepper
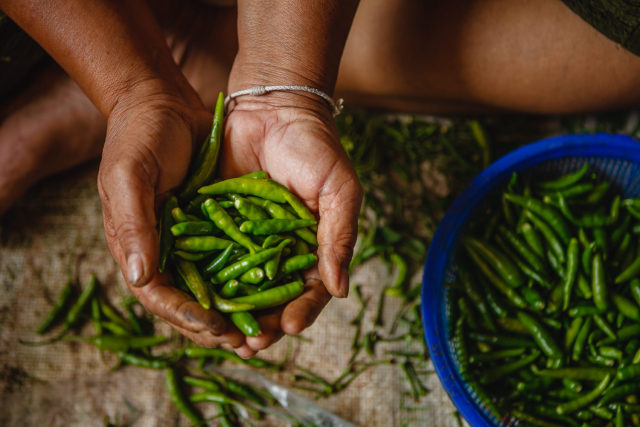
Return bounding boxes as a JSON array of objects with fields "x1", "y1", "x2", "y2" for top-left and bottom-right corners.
[
  {"x1": 556, "y1": 373, "x2": 611, "y2": 414},
  {"x1": 183, "y1": 375, "x2": 221, "y2": 391},
  {"x1": 519, "y1": 222, "x2": 545, "y2": 258},
  {"x1": 174, "y1": 235, "x2": 235, "y2": 253},
  {"x1": 563, "y1": 238, "x2": 579, "y2": 310},
  {"x1": 174, "y1": 258, "x2": 211, "y2": 310},
  {"x1": 61, "y1": 274, "x2": 97, "y2": 334},
  {"x1": 615, "y1": 255, "x2": 640, "y2": 284},
  {"x1": 170, "y1": 221, "x2": 217, "y2": 237},
  {"x1": 592, "y1": 252, "x2": 608, "y2": 311},
  {"x1": 102, "y1": 321, "x2": 130, "y2": 336},
  {"x1": 184, "y1": 347, "x2": 275, "y2": 369},
  {"x1": 229, "y1": 281, "x2": 304, "y2": 310},
  {"x1": 479, "y1": 349, "x2": 540, "y2": 384},
  {"x1": 463, "y1": 236, "x2": 524, "y2": 288},
  {"x1": 565, "y1": 317, "x2": 584, "y2": 351},
  {"x1": 505, "y1": 193, "x2": 571, "y2": 244},
  {"x1": 457, "y1": 264, "x2": 496, "y2": 332},
  {"x1": 264, "y1": 238, "x2": 292, "y2": 280},
  {"x1": 279, "y1": 253, "x2": 318, "y2": 276},
  {"x1": 239, "y1": 219, "x2": 316, "y2": 235},
  {"x1": 166, "y1": 368, "x2": 204, "y2": 425},
  {"x1": 524, "y1": 210, "x2": 566, "y2": 263},
  {"x1": 179, "y1": 92, "x2": 224, "y2": 201},
  {"x1": 498, "y1": 225, "x2": 547, "y2": 275},
  {"x1": 90, "y1": 296, "x2": 103, "y2": 336},
  {"x1": 210, "y1": 247, "x2": 280, "y2": 284},
  {"x1": 385, "y1": 253, "x2": 409, "y2": 297},
  {"x1": 238, "y1": 267, "x2": 265, "y2": 285},
  {"x1": 118, "y1": 352, "x2": 169, "y2": 369},
  {"x1": 247, "y1": 197, "x2": 318, "y2": 245},
  {"x1": 535, "y1": 367, "x2": 613, "y2": 381},
  {"x1": 467, "y1": 332, "x2": 535, "y2": 348},
  {"x1": 538, "y1": 164, "x2": 590, "y2": 190},
  {"x1": 612, "y1": 293, "x2": 640, "y2": 322},
  {"x1": 36, "y1": 280, "x2": 74, "y2": 335},
  {"x1": 593, "y1": 314, "x2": 616, "y2": 340},
  {"x1": 577, "y1": 273, "x2": 592, "y2": 300},
  {"x1": 572, "y1": 317, "x2": 592, "y2": 361},
  {"x1": 220, "y1": 279, "x2": 240, "y2": 298},
  {"x1": 593, "y1": 227, "x2": 608, "y2": 260},
  {"x1": 557, "y1": 193, "x2": 620, "y2": 228},
  {"x1": 599, "y1": 382, "x2": 640, "y2": 406},
  {"x1": 465, "y1": 245, "x2": 527, "y2": 308},
  {"x1": 210, "y1": 291, "x2": 255, "y2": 313},
  {"x1": 586, "y1": 181, "x2": 610, "y2": 204},
  {"x1": 201, "y1": 244, "x2": 234, "y2": 277},
  {"x1": 158, "y1": 196, "x2": 178, "y2": 273},
  {"x1": 230, "y1": 311, "x2": 262, "y2": 337},
  {"x1": 174, "y1": 250, "x2": 214, "y2": 262},
  {"x1": 201, "y1": 198, "x2": 262, "y2": 253},
  {"x1": 516, "y1": 311, "x2": 562, "y2": 359},
  {"x1": 199, "y1": 177, "x2": 288, "y2": 202},
  {"x1": 233, "y1": 196, "x2": 269, "y2": 220}
]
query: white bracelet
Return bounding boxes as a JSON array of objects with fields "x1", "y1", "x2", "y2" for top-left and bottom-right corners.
[{"x1": 224, "y1": 85, "x2": 344, "y2": 116}]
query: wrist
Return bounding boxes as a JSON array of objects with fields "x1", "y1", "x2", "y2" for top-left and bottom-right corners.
[{"x1": 228, "y1": 60, "x2": 338, "y2": 117}]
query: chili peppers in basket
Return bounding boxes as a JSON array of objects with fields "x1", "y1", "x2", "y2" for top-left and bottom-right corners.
[{"x1": 450, "y1": 164, "x2": 640, "y2": 425}]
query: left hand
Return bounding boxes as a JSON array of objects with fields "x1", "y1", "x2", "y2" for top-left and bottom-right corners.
[{"x1": 218, "y1": 93, "x2": 362, "y2": 355}]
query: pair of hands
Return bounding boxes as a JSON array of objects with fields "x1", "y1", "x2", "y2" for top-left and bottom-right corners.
[{"x1": 98, "y1": 83, "x2": 362, "y2": 357}]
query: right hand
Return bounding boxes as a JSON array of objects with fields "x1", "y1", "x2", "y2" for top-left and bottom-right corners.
[{"x1": 97, "y1": 83, "x2": 251, "y2": 352}]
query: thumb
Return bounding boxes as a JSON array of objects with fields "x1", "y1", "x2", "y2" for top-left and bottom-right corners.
[
  {"x1": 98, "y1": 147, "x2": 160, "y2": 287},
  {"x1": 317, "y1": 168, "x2": 362, "y2": 298}
]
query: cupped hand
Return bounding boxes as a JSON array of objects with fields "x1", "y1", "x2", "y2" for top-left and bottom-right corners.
[
  {"x1": 97, "y1": 87, "x2": 249, "y2": 351},
  {"x1": 219, "y1": 95, "x2": 363, "y2": 354}
]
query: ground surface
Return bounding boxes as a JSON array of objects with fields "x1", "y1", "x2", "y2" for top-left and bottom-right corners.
[{"x1": 2, "y1": 110, "x2": 638, "y2": 426}]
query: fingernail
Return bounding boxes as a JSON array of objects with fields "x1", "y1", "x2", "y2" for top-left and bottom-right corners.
[
  {"x1": 338, "y1": 267, "x2": 349, "y2": 298},
  {"x1": 126, "y1": 253, "x2": 145, "y2": 286}
]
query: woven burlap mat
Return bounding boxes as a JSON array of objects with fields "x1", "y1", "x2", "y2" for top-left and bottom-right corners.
[{"x1": 0, "y1": 162, "x2": 461, "y2": 427}]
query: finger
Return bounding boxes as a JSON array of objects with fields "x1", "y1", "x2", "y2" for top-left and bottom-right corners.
[
  {"x1": 317, "y1": 167, "x2": 362, "y2": 298},
  {"x1": 166, "y1": 319, "x2": 248, "y2": 349},
  {"x1": 281, "y1": 275, "x2": 332, "y2": 335},
  {"x1": 234, "y1": 344, "x2": 258, "y2": 359},
  {"x1": 128, "y1": 272, "x2": 227, "y2": 336},
  {"x1": 245, "y1": 309, "x2": 285, "y2": 352},
  {"x1": 98, "y1": 149, "x2": 160, "y2": 287}
]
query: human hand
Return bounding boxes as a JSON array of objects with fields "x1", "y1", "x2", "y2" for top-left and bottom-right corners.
[
  {"x1": 97, "y1": 85, "x2": 250, "y2": 352},
  {"x1": 218, "y1": 93, "x2": 362, "y2": 353}
]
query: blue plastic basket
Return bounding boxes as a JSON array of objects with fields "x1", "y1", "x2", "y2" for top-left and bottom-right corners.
[{"x1": 421, "y1": 133, "x2": 640, "y2": 426}]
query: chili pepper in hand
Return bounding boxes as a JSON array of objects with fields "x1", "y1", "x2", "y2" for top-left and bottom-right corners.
[
  {"x1": 174, "y1": 258, "x2": 211, "y2": 310},
  {"x1": 239, "y1": 218, "x2": 316, "y2": 235},
  {"x1": 229, "y1": 281, "x2": 304, "y2": 310},
  {"x1": 179, "y1": 92, "x2": 224, "y2": 201},
  {"x1": 202, "y1": 198, "x2": 262, "y2": 253},
  {"x1": 230, "y1": 311, "x2": 262, "y2": 337},
  {"x1": 158, "y1": 196, "x2": 179, "y2": 273}
]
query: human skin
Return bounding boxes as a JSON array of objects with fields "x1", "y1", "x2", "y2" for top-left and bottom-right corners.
[
  {"x1": 3, "y1": 0, "x2": 640, "y2": 355},
  {"x1": 0, "y1": 0, "x2": 360, "y2": 357}
]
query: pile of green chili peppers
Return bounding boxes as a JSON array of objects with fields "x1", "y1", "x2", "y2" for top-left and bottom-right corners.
[
  {"x1": 31, "y1": 274, "x2": 294, "y2": 426},
  {"x1": 157, "y1": 92, "x2": 318, "y2": 337},
  {"x1": 450, "y1": 163, "x2": 640, "y2": 426}
]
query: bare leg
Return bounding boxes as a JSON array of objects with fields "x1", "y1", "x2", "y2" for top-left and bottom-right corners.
[
  {"x1": 338, "y1": 0, "x2": 640, "y2": 114},
  {"x1": 0, "y1": 63, "x2": 106, "y2": 213}
]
